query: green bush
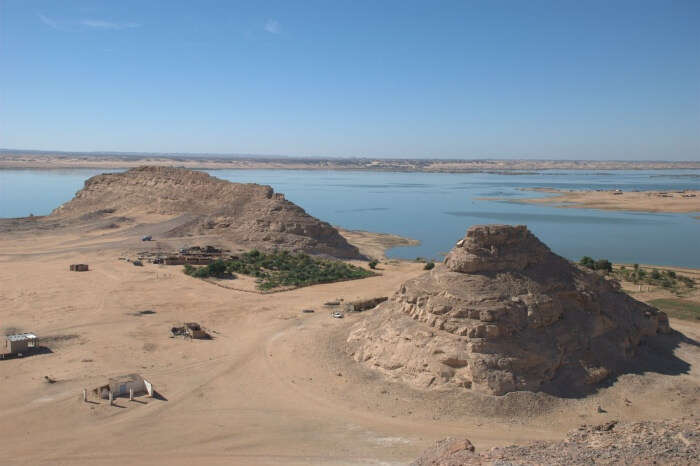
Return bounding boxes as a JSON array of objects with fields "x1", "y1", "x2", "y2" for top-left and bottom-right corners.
[
  {"x1": 651, "y1": 269, "x2": 661, "y2": 280},
  {"x1": 184, "y1": 249, "x2": 374, "y2": 290},
  {"x1": 594, "y1": 259, "x2": 612, "y2": 273},
  {"x1": 579, "y1": 256, "x2": 595, "y2": 269},
  {"x1": 424, "y1": 261, "x2": 435, "y2": 270},
  {"x1": 368, "y1": 260, "x2": 378, "y2": 269}
]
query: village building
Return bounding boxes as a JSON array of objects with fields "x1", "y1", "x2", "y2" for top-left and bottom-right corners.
[
  {"x1": 1, "y1": 333, "x2": 38, "y2": 358},
  {"x1": 94, "y1": 373, "x2": 154, "y2": 399},
  {"x1": 69, "y1": 264, "x2": 89, "y2": 271}
]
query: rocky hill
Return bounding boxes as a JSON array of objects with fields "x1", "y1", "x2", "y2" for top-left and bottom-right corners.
[
  {"x1": 51, "y1": 166, "x2": 362, "y2": 259},
  {"x1": 347, "y1": 224, "x2": 670, "y2": 396}
]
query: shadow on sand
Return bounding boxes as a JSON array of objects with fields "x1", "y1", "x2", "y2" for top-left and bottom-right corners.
[
  {"x1": 0, "y1": 346, "x2": 53, "y2": 360},
  {"x1": 539, "y1": 330, "x2": 698, "y2": 398}
]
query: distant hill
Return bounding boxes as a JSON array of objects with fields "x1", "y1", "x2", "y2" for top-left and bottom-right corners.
[{"x1": 51, "y1": 166, "x2": 363, "y2": 259}]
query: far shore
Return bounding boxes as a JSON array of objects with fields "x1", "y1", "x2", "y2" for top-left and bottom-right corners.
[
  {"x1": 2, "y1": 153, "x2": 699, "y2": 172},
  {"x1": 481, "y1": 187, "x2": 700, "y2": 214}
]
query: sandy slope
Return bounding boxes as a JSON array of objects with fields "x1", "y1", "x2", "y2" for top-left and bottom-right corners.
[{"x1": 1, "y1": 228, "x2": 699, "y2": 465}]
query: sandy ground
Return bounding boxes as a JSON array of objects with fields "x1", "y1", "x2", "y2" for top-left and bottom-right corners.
[
  {"x1": 503, "y1": 188, "x2": 700, "y2": 213},
  {"x1": 336, "y1": 228, "x2": 420, "y2": 260},
  {"x1": 1, "y1": 224, "x2": 699, "y2": 465}
]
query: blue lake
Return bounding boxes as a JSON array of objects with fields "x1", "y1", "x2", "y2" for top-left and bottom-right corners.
[{"x1": 1, "y1": 168, "x2": 698, "y2": 267}]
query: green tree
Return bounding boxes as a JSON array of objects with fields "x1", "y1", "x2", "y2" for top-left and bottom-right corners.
[
  {"x1": 579, "y1": 256, "x2": 595, "y2": 269},
  {"x1": 368, "y1": 260, "x2": 378, "y2": 269},
  {"x1": 594, "y1": 259, "x2": 612, "y2": 273}
]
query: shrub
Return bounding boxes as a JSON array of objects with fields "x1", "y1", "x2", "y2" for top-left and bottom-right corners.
[
  {"x1": 185, "y1": 249, "x2": 374, "y2": 290},
  {"x1": 192, "y1": 266, "x2": 211, "y2": 278},
  {"x1": 579, "y1": 256, "x2": 595, "y2": 269},
  {"x1": 594, "y1": 259, "x2": 612, "y2": 273},
  {"x1": 208, "y1": 260, "x2": 228, "y2": 278},
  {"x1": 424, "y1": 261, "x2": 435, "y2": 270},
  {"x1": 368, "y1": 260, "x2": 378, "y2": 269},
  {"x1": 650, "y1": 269, "x2": 661, "y2": 280}
]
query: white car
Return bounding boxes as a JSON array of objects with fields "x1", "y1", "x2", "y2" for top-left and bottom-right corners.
[{"x1": 331, "y1": 312, "x2": 344, "y2": 319}]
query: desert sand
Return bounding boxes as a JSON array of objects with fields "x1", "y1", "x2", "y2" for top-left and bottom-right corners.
[
  {"x1": 1, "y1": 219, "x2": 699, "y2": 465},
  {"x1": 505, "y1": 188, "x2": 700, "y2": 213}
]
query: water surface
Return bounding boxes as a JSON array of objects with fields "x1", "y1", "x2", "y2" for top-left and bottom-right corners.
[{"x1": 1, "y1": 168, "x2": 698, "y2": 267}]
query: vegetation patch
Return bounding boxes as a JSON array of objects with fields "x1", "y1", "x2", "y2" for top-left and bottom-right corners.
[
  {"x1": 579, "y1": 257, "x2": 695, "y2": 295},
  {"x1": 648, "y1": 299, "x2": 700, "y2": 321},
  {"x1": 184, "y1": 250, "x2": 375, "y2": 290}
]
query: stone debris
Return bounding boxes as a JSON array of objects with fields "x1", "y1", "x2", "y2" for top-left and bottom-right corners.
[{"x1": 411, "y1": 417, "x2": 699, "y2": 465}]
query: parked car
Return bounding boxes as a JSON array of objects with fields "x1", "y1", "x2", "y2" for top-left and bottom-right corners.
[
  {"x1": 141, "y1": 235, "x2": 152, "y2": 241},
  {"x1": 331, "y1": 312, "x2": 344, "y2": 319}
]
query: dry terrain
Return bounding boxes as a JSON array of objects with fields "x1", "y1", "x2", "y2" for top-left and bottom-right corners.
[
  {"x1": 1, "y1": 221, "x2": 699, "y2": 465},
  {"x1": 502, "y1": 187, "x2": 700, "y2": 213}
]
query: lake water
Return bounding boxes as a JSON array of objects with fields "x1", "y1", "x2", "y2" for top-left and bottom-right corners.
[{"x1": 1, "y1": 168, "x2": 698, "y2": 267}]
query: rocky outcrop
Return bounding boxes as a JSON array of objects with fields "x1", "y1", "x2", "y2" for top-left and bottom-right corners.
[
  {"x1": 411, "y1": 418, "x2": 699, "y2": 465},
  {"x1": 347, "y1": 225, "x2": 670, "y2": 395},
  {"x1": 51, "y1": 166, "x2": 362, "y2": 259}
]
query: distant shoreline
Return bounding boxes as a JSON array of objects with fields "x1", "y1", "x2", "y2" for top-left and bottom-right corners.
[
  {"x1": 1, "y1": 153, "x2": 699, "y2": 172},
  {"x1": 482, "y1": 187, "x2": 700, "y2": 214}
]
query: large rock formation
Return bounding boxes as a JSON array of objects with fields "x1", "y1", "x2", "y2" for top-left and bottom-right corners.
[
  {"x1": 51, "y1": 166, "x2": 362, "y2": 258},
  {"x1": 347, "y1": 225, "x2": 670, "y2": 395}
]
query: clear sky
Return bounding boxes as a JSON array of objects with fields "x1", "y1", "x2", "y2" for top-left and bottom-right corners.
[{"x1": 1, "y1": 1, "x2": 698, "y2": 160}]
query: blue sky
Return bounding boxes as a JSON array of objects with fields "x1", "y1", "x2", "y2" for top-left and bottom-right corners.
[{"x1": 0, "y1": 1, "x2": 698, "y2": 160}]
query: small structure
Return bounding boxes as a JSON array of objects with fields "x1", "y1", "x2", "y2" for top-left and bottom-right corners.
[
  {"x1": 69, "y1": 264, "x2": 89, "y2": 272},
  {"x1": 141, "y1": 235, "x2": 152, "y2": 241},
  {"x1": 1, "y1": 333, "x2": 38, "y2": 358},
  {"x1": 171, "y1": 322, "x2": 208, "y2": 339},
  {"x1": 94, "y1": 373, "x2": 154, "y2": 399}
]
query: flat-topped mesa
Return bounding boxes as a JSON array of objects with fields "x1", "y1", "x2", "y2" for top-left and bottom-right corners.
[
  {"x1": 347, "y1": 224, "x2": 671, "y2": 396},
  {"x1": 51, "y1": 166, "x2": 363, "y2": 259},
  {"x1": 444, "y1": 224, "x2": 554, "y2": 273}
]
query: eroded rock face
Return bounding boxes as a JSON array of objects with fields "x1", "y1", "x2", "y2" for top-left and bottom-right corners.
[
  {"x1": 347, "y1": 225, "x2": 670, "y2": 395},
  {"x1": 51, "y1": 166, "x2": 362, "y2": 259}
]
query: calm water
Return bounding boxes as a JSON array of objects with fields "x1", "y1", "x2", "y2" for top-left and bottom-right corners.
[{"x1": 1, "y1": 168, "x2": 698, "y2": 267}]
